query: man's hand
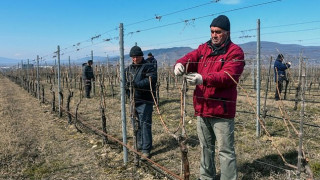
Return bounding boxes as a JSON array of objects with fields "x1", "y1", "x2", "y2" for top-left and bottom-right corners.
[
  {"x1": 185, "y1": 73, "x2": 203, "y2": 85},
  {"x1": 174, "y1": 63, "x2": 185, "y2": 76}
]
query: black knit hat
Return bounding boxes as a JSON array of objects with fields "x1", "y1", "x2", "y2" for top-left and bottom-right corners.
[
  {"x1": 129, "y1": 46, "x2": 144, "y2": 57},
  {"x1": 210, "y1": 15, "x2": 230, "y2": 31},
  {"x1": 148, "y1": 52, "x2": 153, "y2": 56},
  {"x1": 277, "y1": 54, "x2": 284, "y2": 60},
  {"x1": 88, "y1": 60, "x2": 93, "y2": 64}
]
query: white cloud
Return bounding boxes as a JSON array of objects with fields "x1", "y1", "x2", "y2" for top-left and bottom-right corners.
[
  {"x1": 220, "y1": 0, "x2": 241, "y2": 5},
  {"x1": 14, "y1": 53, "x2": 21, "y2": 57}
]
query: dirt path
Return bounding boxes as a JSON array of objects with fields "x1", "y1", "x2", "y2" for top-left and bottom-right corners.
[{"x1": 0, "y1": 77, "x2": 148, "y2": 179}]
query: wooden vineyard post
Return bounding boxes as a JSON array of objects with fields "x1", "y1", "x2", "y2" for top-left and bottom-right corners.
[
  {"x1": 66, "y1": 89, "x2": 73, "y2": 124},
  {"x1": 59, "y1": 91, "x2": 63, "y2": 118},
  {"x1": 57, "y1": 45, "x2": 62, "y2": 117},
  {"x1": 283, "y1": 78, "x2": 289, "y2": 100},
  {"x1": 98, "y1": 66, "x2": 108, "y2": 144},
  {"x1": 42, "y1": 85, "x2": 45, "y2": 103},
  {"x1": 51, "y1": 85, "x2": 55, "y2": 112},
  {"x1": 129, "y1": 74, "x2": 139, "y2": 166},
  {"x1": 74, "y1": 89, "x2": 83, "y2": 133},
  {"x1": 180, "y1": 73, "x2": 190, "y2": 180},
  {"x1": 262, "y1": 56, "x2": 273, "y2": 119}
]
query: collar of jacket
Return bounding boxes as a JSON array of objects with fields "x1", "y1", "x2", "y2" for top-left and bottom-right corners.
[{"x1": 206, "y1": 38, "x2": 231, "y2": 56}]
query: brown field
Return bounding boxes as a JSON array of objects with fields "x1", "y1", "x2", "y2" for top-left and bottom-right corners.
[{"x1": 1, "y1": 64, "x2": 319, "y2": 180}]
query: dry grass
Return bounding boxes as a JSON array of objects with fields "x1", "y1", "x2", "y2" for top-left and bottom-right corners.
[
  {"x1": 0, "y1": 77, "x2": 150, "y2": 180},
  {"x1": 1, "y1": 67, "x2": 320, "y2": 180}
]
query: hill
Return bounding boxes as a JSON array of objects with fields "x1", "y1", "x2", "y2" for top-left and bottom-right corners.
[
  {"x1": 1, "y1": 42, "x2": 319, "y2": 67},
  {"x1": 240, "y1": 41, "x2": 320, "y2": 62}
]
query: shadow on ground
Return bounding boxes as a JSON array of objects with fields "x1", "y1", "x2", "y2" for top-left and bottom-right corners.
[
  {"x1": 158, "y1": 98, "x2": 179, "y2": 107},
  {"x1": 152, "y1": 134, "x2": 200, "y2": 157},
  {"x1": 185, "y1": 135, "x2": 200, "y2": 147},
  {"x1": 239, "y1": 150, "x2": 297, "y2": 179},
  {"x1": 152, "y1": 136, "x2": 179, "y2": 156}
]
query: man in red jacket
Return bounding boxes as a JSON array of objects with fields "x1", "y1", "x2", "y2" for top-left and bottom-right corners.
[{"x1": 174, "y1": 15, "x2": 245, "y2": 180}]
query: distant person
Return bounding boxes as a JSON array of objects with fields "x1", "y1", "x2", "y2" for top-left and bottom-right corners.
[
  {"x1": 174, "y1": 15, "x2": 245, "y2": 180},
  {"x1": 146, "y1": 52, "x2": 159, "y2": 103},
  {"x1": 274, "y1": 54, "x2": 291, "y2": 100},
  {"x1": 82, "y1": 60, "x2": 95, "y2": 98},
  {"x1": 146, "y1": 52, "x2": 158, "y2": 70},
  {"x1": 125, "y1": 46, "x2": 157, "y2": 160}
]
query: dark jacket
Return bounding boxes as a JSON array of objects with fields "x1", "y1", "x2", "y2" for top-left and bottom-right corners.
[
  {"x1": 125, "y1": 59, "x2": 157, "y2": 104},
  {"x1": 274, "y1": 57, "x2": 290, "y2": 82},
  {"x1": 175, "y1": 39, "x2": 245, "y2": 118},
  {"x1": 146, "y1": 56, "x2": 158, "y2": 70},
  {"x1": 82, "y1": 65, "x2": 95, "y2": 81}
]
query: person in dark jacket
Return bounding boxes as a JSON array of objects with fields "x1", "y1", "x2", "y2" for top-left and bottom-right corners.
[
  {"x1": 82, "y1": 60, "x2": 95, "y2": 98},
  {"x1": 274, "y1": 54, "x2": 291, "y2": 100},
  {"x1": 146, "y1": 52, "x2": 159, "y2": 103},
  {"x1": 125, "y1": 46, "x2": 157, "y2": 160},
  {"x1": 146, "y1": 52, "x2": 158, "y2": 70},
  {"x1": 174, "y1": 15, "x2": 244, "y2": 180}
]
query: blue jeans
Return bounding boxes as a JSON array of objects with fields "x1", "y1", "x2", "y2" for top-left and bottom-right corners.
[
  {"x1": 197, "y1": 116, "x2": 237, "y2": 180},
  {"x1": 135, "y1": 103, "x2": 153, "y2": 153}
]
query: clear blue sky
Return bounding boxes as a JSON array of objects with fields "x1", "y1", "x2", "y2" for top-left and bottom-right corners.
[{"x1": 0, "y1": 0, "x2": 319, "y2": 62}]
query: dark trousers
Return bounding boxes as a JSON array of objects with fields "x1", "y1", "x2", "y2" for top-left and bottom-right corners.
[
  {"x1": 134, "y1": 103, "x2": 153, "y2": 153},
  {"x1": 85, "y1": 83, "x2": 92, "y2": 98},
  {"x1": 275, "y1": 80, "x2": 283, "y2": 100}
]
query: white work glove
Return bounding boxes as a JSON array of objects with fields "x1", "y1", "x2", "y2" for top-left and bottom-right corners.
[
  {"x1": 185, "y1": 73, "x2": 203, "y2": 85},
  {"x1": 287, "y1": 62, "x2": 291, "y2": 66},
  {"x1": 174, "y1": 63, "x2": 185, "y2": 76}
]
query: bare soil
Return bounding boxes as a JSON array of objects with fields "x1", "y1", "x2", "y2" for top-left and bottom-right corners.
[{"x1": 0, "y1": 77, "x2": 156, "y2": 180}]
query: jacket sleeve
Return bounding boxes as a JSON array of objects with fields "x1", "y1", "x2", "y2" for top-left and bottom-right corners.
[
  {"x1": 275, "y1": 61, "x2": 290, "y2": 71},
  {"x1": 202, "y1": 46, "x2": 245, "y2": 88},
  {"x1": 135, "y1": 64, "x2": 157, "y2": 90},
  {"x1": 175, "y1": 45, "x2": 204, "y2": 73}
]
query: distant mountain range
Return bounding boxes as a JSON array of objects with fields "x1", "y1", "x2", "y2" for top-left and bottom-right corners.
[
  {"x1": 1, "y1": 41, "x2": 319, "y2": 67},
  {"x1": 240, "y1": 41, "x2": 319, "y2": 60}
]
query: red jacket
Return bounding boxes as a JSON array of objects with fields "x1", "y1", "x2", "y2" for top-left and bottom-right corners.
[{"x1": 176, "y1": 40, "x2": 245, "y2": 118}]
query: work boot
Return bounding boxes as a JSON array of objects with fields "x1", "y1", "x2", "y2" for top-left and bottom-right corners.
[
  {"x1": 140, "y1": 152, "x2": 150, "y2": 161},
  {"x1": 137, "y1": 145, "x2": 141, "y2": 151}
]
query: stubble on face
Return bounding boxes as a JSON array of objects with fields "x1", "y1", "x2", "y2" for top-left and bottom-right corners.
[{"x1": 210, "y1": 27, "x2": 229, "y2": 46}]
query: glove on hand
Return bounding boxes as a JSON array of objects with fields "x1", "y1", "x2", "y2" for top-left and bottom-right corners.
[
  {"x1": 287, "y1": 62, "x2": 291, "y2": 66},
  {"x1": 185, "y1": 73, "x2": 203, "y2": 85},
  {"x1": 174, "y1": 63, "x2": 185, "y2": 76}
]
